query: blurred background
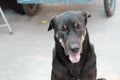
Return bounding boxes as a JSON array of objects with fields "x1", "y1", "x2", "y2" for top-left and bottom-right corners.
[{"x1": 0, "y1": 0, "x2": 120, "y2": 80}]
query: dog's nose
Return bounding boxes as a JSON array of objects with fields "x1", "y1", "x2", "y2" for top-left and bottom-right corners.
[{"x1": 70, "y1": 44, "x2": 80, "y2": 53}]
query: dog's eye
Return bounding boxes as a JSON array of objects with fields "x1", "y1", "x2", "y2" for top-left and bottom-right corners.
[
  {"x1": 74, "y1": 23, "x2": 81, "y2": 30},
  {"x1": 61, "y1": 25, "x2": 67, "y2": 31}
]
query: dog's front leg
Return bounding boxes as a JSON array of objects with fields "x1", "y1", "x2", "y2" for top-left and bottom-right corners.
[
  {"x1": 51, "y1": 59, "x2": 76, "y2": 80},
  {"x1": 51, "y1": 70, "x2": 75, "y2": 80}
]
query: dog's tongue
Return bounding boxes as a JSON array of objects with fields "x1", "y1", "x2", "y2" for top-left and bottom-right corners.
[{"x1": 69, "y1": 53, "x2": 80, "y2": 63}]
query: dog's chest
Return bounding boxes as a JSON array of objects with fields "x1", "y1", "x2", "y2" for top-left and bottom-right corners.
[
  {"x1": 69, "y1": 68, "x2": 80, "y2": 76},
  {"x1": 68, "y1": 64, "x2": 81, "y2": 77}
]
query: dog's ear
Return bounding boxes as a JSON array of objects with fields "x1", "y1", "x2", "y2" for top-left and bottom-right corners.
[
  {"x1": 48, "y1": 16, "x2": 55, "y2": 31},
  {"x1": 81, "y1": 11, "x2": 91, "y2": 25}
]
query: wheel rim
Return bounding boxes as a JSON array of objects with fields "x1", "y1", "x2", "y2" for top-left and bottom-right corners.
[{"x1": 27, "y1": 4, "x2": 38, "y2": 11}]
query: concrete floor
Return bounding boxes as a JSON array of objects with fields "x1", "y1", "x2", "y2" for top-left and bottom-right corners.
[{"x1": 0, "y1": 0, "x2": 120, "y2": 80}]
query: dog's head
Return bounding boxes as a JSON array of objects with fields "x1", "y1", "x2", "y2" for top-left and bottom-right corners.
[{"x1": 48, "y1": 11, "x2": 91, "y2": 63}]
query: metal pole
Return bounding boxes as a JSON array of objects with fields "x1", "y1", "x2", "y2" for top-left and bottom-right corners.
[{"x1": 0, "y1": 6, "x2": 13, "y2": 34}]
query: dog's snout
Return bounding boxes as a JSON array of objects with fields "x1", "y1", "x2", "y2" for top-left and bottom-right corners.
[{"x1": 69, "y1": 44, "x2": 80, "y2": 53}]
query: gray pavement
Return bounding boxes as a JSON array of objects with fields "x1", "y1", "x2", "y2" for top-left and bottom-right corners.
[{"x1": 0, "y1": 0, "x2": 120, "y2": 80}]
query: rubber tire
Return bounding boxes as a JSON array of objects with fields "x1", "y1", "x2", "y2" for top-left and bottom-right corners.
[
  {"x1": 22, "y1": 4, "x2": 39, "y2": 16},
  {"x1": 104, "y1": 0, "x2": 116, "y2": 17},
  {"x1": 8, "y1": 0, "x2": 25, "y2": 15}
]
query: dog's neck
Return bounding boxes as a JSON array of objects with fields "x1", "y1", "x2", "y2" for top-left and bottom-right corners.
[{"x1": 82, "y1": 30, "x2": 91, "y2": 54}]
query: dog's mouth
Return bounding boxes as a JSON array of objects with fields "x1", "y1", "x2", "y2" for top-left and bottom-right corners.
[{"x1": 69, "y1": 53, "x2": 81, "y2": 63}]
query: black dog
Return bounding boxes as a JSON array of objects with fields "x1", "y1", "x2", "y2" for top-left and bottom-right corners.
[{"x1": 48, "y1": 11, "x2": 105, "y2": 80}]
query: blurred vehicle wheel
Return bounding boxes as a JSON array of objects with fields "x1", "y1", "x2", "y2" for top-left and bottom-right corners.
[
  {"x1": 8, "y1": 0, "x2": 39, "y2": 16},
  {"x1": 104, "y1": 0, "x2": 116, "y2": 17},
  {"x1": 22, "y1": 4, "x2": 39, "y2": 16}
]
